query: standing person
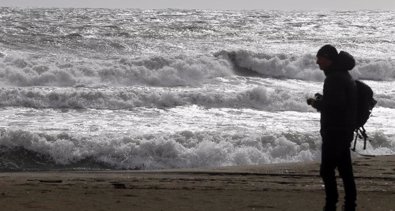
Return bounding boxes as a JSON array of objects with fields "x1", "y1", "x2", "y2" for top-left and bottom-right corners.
[{"x1": 307, "y1": 45, "x2": 358, "y2": 211}]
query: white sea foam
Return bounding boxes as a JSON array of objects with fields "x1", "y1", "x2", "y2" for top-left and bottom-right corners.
[
  {"x1": 0, "y1": 129, "x2": 393, "y2": 170},
  {"x1": 0, "y1": 85, "x2": 320, "y2": 111},
  {"x1": 0, "y1": 54, "x2": 233, "y2": 87},
  {"x1": 352, "y1": 60, "x2": 395, "y2": 81},
  {"x1": 218, "y1": 50, "x2": 395, "y2": 82},
  {"x1": 1, "y1": 51, "x2": 394, "y2": 89},
  {"x1": 1, "y1": 78, "x2": 395, "y2": 111},
  {"x1": 0, "y1": 129, "x2": 319, "y2": 170}
]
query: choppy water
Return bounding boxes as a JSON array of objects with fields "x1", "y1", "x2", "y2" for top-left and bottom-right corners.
[{"x1": 0, "y1": 8, "x2": 394, "y2": 170}]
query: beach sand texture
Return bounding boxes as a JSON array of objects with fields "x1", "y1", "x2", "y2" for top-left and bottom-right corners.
[{"x1": 0, "y1": 155, "x2": 393, "y2": 211}]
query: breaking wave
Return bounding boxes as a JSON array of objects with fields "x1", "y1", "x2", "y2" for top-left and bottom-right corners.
[
  {"x1": 1, "y1": 50, "x2": 394, "y2": 88},
  {"x1": 217, "y1": 50, "x2": 395, "y2": 82},
  {"x1": 1, "y1": 84, "x2": 394, "y2": 111},
  {"x1": 0, "y1": 129, "x2": 393, "y2": 171},
  {"x1": 0, "y1": 129, "x2": 320, "y2": 170},
  {"x1": 0, "y1": 86, "x2": 313, "y2": 111},
  {"x1": 0, "y1": 53, "x2": 233, "y2": 87}
]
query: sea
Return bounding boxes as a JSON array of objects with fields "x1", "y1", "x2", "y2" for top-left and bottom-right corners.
[{"x1": 0, "y1": 8, "x2": 394, "y2": 171}]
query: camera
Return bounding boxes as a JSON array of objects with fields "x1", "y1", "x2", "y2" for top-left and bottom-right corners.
[
  {"x1": 307, "y1": 93, "x2": 322, "y2": 105},
  {"x1": 314, "y1": 93, "x2": 323, "y2": 101}
]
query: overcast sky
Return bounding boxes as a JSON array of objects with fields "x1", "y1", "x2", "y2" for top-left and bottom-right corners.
[{"x1": 0, "y1": 0, "x2": 394, "y2": 10}]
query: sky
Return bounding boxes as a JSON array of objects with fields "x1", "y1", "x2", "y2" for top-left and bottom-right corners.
[{"x1": 0, "y1": 0, "x2": 394, "y2": 10}]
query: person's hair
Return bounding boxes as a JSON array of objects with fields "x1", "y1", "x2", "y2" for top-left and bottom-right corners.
[{"x1": 316, "y1": 45, "x2": 338, "y2": 61}]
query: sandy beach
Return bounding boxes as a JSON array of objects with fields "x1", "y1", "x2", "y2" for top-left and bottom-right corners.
[{"x1": 0, "y1": 155, "x2": 394, "y2": 211}]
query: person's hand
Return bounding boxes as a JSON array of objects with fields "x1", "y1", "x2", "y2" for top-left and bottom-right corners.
[
  {"x1": 307, "y1": 98, "x2": 315, "y2": 106},
  {"x1": 314, "y1": 93, "x2": 323, "y2": 100}
]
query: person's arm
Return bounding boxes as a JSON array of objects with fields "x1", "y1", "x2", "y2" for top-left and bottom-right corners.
[{"x1": 320, "y1": 76, "x2": 347, "y2": 112}]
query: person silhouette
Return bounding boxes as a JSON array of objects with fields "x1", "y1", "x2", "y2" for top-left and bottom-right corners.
[{"x1": 307, "y1": 45, "x2": 357, "y2": 211}]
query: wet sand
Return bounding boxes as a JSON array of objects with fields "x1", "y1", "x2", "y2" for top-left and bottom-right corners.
[{"x1": 0, "y1": 155, "x2": 394, "y2": 211}]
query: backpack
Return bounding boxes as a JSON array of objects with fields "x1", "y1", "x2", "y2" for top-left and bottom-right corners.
[{"x1": 352, "y1": 80, "x2": 377, "y2": 151}]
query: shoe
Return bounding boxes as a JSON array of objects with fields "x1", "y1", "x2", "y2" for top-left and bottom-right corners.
[
  {"x1": 323, "y1": 205, "x2": 336, "y2": 211},
  {"x1": 342, "y1": 205, "x2": 356, "y2": 211}
]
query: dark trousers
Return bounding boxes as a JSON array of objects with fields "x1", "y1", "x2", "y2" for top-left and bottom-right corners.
[{"x1": 320, "y1": 131, "x2": 357, "y2": 209}]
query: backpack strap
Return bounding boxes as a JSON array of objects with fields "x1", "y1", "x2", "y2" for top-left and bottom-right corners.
[
  {"x1": 352, "y1": 130, "x2": 358, "y2": 151},
  {"x1": 360, "y1": 126, "x2": 368, "y2": 150},
  {"x1": 352, "y1": 126, "x2": 369, "y2": 151}
]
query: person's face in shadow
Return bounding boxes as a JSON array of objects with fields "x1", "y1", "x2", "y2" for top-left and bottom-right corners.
[{"x1": 316, "y1": 56, "x2": 333, "y2": 71}]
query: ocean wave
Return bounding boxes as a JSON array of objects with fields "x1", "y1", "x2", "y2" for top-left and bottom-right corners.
[
  {"x1": 0, "y1": 129, "x2": 320, "y2": 171},
  {"x1": 1, "y1": 129, "x2": 393, "y2": 171},
  {"x1": 1, "y1": 50, "x2": 393, "y2": 88},
  {"x1": 352, "y1": 59, "x2": 395, "y2": 81},
  {"x1": 1, "y1": 84, "x2": 394, "y2": 111},
  {"x1": 0, "y1": 53, "x2": 233, "y2": 87},
  {"x1": 216, "y1": 50, "x2": 324, "y2": 81},
  {"x1": 0, "y1": 86, "x2": 312, "y2": 111},
  {"x1": 217, "y1": 50, "x2": 395, "y2": 82}
]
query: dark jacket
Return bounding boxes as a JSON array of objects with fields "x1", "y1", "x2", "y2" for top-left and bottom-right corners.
[{"x1": 313, "y1": 52, "x2": 358, "y2": 139}]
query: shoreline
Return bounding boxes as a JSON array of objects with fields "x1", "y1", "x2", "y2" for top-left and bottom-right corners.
[{"x1": 0, "y1": 155, "x2": 394, "y2": 211}]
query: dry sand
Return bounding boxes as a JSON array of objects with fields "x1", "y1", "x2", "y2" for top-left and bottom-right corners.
[{"x1": 0, "y1": 155, "x2": 394, "y2": 211}]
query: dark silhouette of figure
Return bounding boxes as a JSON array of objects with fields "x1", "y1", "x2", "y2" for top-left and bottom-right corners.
[{"x1": 307, "y1": 45, "x2": 357, "y2": 211}]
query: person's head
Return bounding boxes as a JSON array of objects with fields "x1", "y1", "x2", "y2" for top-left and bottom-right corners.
[{"x1": 316, "y1": 45, "x2": 338, "y2": 71}]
